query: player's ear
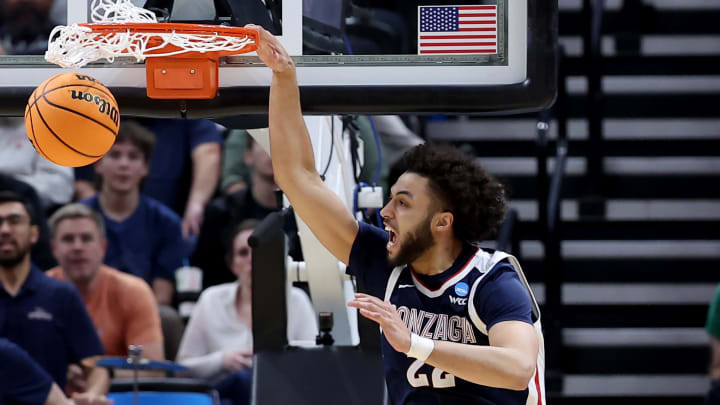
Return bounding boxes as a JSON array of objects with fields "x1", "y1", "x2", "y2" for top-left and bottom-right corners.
[{"x1": 433, "y1": 211, "x2": 454, "y2": 233}]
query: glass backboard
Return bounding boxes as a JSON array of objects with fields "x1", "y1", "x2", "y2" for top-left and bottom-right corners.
[{"x1": 0, "y1": 0, "x2": 557, "y2": 117}]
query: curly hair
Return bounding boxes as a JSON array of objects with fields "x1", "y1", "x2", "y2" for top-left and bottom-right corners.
[{"x1": 401, "y1": 143, "x2": 507, "y2": 243}]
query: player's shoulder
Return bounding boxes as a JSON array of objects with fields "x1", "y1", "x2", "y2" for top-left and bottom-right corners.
[
  {"x1": 484, "y1": 259, "x2": 517, "y2": 280},
  {"x1": 352, "y1": 221, "x2": 389, "y2": 254},
  {"x1": 466, "y1": 248, "x2": 516, "y2": 276},
  {"x1": 476, "y1": 261, "x2": 518, "y2": 286},
  {"x1": 467, "y1": 250, "x2": 520, "y2": 290},
  {"x1": 469, "y1": 256, "x2": 529, "y2": 307},
  {"x1": 357, "y1": 221, "x2": 388, "y2": 241},
  {"x1": 349, "y1": 221, "x2": 390, "y2": 265}
]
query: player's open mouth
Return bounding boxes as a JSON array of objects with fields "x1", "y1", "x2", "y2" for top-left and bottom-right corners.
[{"x1": 385, "y1": 226, "x2": 397, "y2": 251}]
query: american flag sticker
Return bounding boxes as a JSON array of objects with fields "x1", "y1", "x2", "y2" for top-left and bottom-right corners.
[{"x1": 418, "y1": 5, "x2": 498, "y2": 55}]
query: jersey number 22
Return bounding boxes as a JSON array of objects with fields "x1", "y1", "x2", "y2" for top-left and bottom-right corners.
[{"x1": 407, "y1": 359, "x2": 457, "y2": 388}]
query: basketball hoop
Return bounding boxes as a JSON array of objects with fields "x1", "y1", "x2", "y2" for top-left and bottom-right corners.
[{"x1": 45, "y1": 0, "x2": 259, "y2": 99}]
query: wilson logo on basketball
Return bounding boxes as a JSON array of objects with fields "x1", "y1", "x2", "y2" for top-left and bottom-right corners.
[
  {"x1": 70, "y1": 90, "x2": 119, "y2": 126},
  {"x1": 74, "y1": 74, "x2": 99, "y2": 83}
]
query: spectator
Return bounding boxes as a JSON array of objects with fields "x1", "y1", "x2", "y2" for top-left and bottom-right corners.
[
  {"x1": 80, "y1": 120, "x2": 186, "y2": 306},
  {"x1": 220, "y1": 129, "x2": 252, "y2": 195},
  {"x1": 0, "y1": 338, "x2": 82, "y2": 405},
  {"x1": 706, "y1": 284, "x2": 720, "y2": 405},
  {"x1": 0, "y1": 117, "x2": 74, "y2": 210},
  {"x1": 192, "y1": 131, "x2": 278, "y2": 288},
  {"x1": 177, "y1": 219, "x2": 317, "y2": 405},
  {"x1": 0, "y1": 191, "x2": 109, "y2": 402},
  {"x1": 0, "y1": 0, "x2": 57, "y2": 55},
  {"x1": 46, "y1": 204, "x2": 164, "y2": 362},
  {"x1": 141, "y1": 119, "x2": 223, "y2": 238},
  {"x1": 76, "y1": 119, "x2": 224, "y2": 239},
  {"x1": 0, "y1": 174, "x2": 56, "y2": 270}
]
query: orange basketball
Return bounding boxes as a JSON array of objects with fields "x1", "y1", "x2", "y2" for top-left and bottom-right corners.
[{"x1": 24, "y1": 72, "x2": 119, "y2": 167}]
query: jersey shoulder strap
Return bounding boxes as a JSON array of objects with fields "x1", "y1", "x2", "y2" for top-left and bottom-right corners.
[
  {"x1": 384, "y1": 266, "x2": 405, "y2": 301},
  {"x1": 467, "y1": 249, "x2": 541, "y2": 335}
]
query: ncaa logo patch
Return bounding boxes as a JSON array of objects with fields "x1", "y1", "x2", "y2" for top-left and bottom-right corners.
[{"x1": 454, "y1": 282, "x2": 469, "y2": 297}]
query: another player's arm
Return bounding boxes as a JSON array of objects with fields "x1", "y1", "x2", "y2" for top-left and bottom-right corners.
[
  {"x1": 349, "y1": 294, "x2": 538, "y2": 390},
  {"x1": 249, "y1": 24, "x2": 358, "y2": 264}
]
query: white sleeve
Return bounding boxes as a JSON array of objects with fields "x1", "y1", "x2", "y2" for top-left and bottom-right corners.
[
  {"x1": 175, "y1": 294, "x2": 224, "y2": 379},
  {"x1": 287, "y1": 288, "x2": 319, "y2": 343},
  {"x1": 15, "y1": 156, "x2": 74, "y2": 206}
]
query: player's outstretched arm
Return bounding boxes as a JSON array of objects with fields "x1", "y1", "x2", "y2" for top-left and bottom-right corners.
[{"x1": 248, "y1": 25, "x2": 358, "y2": 264}]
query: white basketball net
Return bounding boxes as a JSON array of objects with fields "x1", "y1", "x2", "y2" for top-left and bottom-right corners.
[{"x1": 45, "y1": 0, "x2": 256, "y2": 68}]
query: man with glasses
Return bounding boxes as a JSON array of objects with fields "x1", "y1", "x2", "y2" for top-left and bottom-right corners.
[{"x1": 0, "y1": 191, "x2": 110, "y2": 404}]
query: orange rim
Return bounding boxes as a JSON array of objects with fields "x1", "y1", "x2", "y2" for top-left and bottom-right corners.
[{"x1": 78, "y1": 22, "x2": 259, "y2": 57}]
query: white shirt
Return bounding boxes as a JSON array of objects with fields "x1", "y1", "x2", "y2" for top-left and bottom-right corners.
[
  {"x1": 0, "y1": 118, "x2": 74, "y2": 207},
  {"x1": 176, "y1": 282, "x2": 318, "y2": 379}
]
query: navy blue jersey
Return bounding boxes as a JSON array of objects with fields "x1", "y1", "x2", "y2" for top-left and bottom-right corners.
[{"x1": 348, "y1": 222, "x2": 545, "y2": 405}]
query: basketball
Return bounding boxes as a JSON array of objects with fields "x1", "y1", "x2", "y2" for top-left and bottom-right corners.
[{"x1": 24, "y1": 72, "x2": 119, "y2": 167}]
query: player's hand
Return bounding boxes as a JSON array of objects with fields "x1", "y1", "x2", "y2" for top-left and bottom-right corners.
[
  {"x1": 222, "y1": 350, "x2": 253, "y2": 371},
  {"x1": 71, "y1": 392, "x2": 113, "y2": 405},
  {"x1": 348, "y1": 293, "x2": 412, "y2": 354},
  {"x1": 245, "y1": 24, "x2": 294, "y2": 73}
]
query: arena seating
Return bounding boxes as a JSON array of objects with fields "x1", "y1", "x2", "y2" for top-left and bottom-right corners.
[{"x1": 423, "y1": 1, "x2": 720, "y2": 403}]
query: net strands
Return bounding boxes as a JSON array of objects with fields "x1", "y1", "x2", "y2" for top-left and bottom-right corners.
[
  {"x1": 91, "y1": 0, "x2": 158, "y2": 23},
  {"x1": 45, "y1": 0, "x2": 257, "y2": 68}
]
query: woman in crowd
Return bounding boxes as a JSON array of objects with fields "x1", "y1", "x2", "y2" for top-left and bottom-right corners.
[{"x1": 176, "y1": 218, "x2": 318, "y2": 405}]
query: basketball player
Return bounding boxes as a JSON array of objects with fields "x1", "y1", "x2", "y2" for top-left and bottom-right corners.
[{"x1": 249, "y1": 25, "x2": 545, "y2": 404}]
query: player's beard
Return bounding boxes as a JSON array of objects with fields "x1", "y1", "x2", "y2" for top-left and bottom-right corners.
[{"x1": 389, "y1": 215, "x2": 436, "y2": 267}]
